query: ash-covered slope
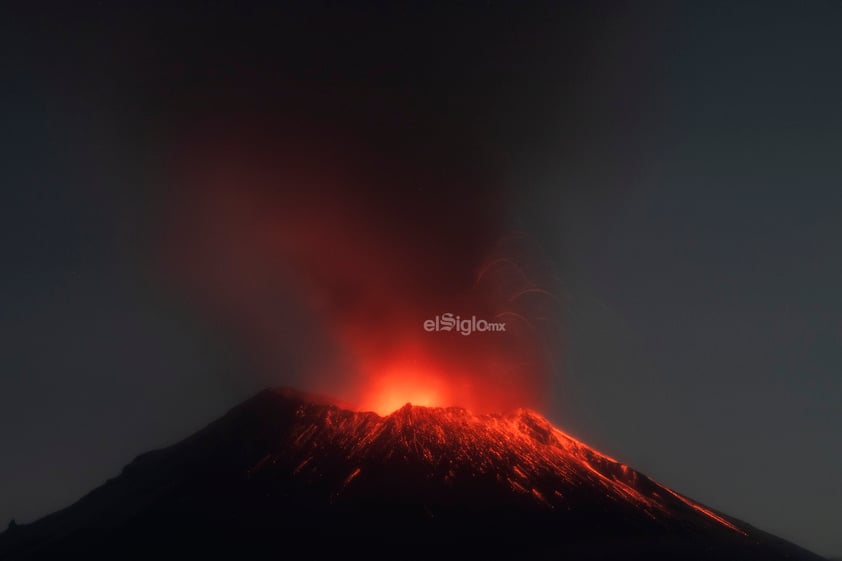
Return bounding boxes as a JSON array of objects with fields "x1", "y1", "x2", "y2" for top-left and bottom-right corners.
[{"x1": 0, "y1": 388, "x2": 825, "y2": 560}]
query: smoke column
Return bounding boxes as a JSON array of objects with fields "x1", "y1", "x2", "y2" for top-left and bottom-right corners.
[{"x1": 162, "y1": 98, "x2": 563, "y2": 414}]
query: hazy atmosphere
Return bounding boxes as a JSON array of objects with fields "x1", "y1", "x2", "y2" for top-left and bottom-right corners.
[{"x1": 2, "y1": 2, "x2": 840, "y2": 556}]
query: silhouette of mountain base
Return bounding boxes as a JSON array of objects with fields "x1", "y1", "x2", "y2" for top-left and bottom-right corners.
[{"x1": 0, "y1": 388, "x2": 827, "y2": 560}]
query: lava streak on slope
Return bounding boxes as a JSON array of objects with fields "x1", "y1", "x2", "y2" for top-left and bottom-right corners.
[{"x1": 253, "y1": 389, "x2": 746, "y2": 537}]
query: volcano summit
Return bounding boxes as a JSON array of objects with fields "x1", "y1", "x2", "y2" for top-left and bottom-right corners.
[{"x1": 0, "y1": 388, "x2": 825, "y2": 560}]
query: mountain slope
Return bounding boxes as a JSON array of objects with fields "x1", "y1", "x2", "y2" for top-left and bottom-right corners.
[{"x1": 0, "y1": 388, "x2": 826, "y2": 560}]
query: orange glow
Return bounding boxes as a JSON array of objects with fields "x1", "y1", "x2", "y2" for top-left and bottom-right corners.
[{"x1": 357, "y1": 362, "x2": 451, "y2": 414}]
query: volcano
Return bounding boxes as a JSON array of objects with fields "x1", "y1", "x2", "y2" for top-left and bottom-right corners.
[{"x1": 0, "y1": 388, "x2": 825, "y2": 560}]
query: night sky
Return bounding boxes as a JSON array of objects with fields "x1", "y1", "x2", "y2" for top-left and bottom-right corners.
[{"x1": 2, "y1": 2, "x2": 841, "y2": 557}]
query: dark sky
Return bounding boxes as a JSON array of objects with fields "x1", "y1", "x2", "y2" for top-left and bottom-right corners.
[{"x1": 2, "y1": 1, "x2": 840, "y2": 556}]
